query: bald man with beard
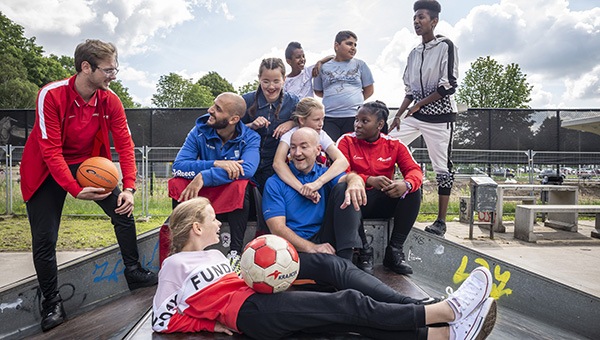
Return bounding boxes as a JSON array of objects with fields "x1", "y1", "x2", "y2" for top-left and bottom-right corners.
[{"x1": 170, "y1": 92, "x2": 261, "y2": 271}]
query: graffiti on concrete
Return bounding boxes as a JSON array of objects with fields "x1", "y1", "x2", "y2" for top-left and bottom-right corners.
[
  {"x1": 0, "y1": 298, "x2": 23, "y2": 313},
  {"x1": 92, "y1": 239, "x2": 159, "y2": 283},
  {"x1": 93, "y1": 259, "x2": 124, "y2": 283},
  {"x1": 453, "y1": 255, "x2": 513, "y2": 300}
]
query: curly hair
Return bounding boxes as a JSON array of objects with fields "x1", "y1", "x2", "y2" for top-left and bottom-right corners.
[{"x1": 413, "y1": 0, "x2": 441, "y2": 19}]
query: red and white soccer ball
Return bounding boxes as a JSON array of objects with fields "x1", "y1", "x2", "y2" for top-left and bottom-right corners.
[{"x1": 240, "y1": 234, "x2": 300, "y2": 294}]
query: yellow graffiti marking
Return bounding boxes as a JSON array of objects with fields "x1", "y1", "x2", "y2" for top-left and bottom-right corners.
[
  {"x1": 453, "y1": 256, "x2": 470, "y2": 284},
  {"x1": 452, "y1": 256, "x2": 513, "y2": 300},
  {"x1": 492, "y1": 265, "x2": 513, "y2": 299}
]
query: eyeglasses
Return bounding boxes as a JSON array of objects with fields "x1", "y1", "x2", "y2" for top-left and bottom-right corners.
[{"x1": 96, "y1": 66, "x2": 119, "y2": 76}]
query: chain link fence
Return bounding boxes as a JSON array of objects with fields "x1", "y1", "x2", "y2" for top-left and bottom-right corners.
[
  {"x1": 2, "y1": 108, "x2": 600, "y2": 217},
  {"x1": 3, "y1": 144, "x2": 599, "y2": 217}
]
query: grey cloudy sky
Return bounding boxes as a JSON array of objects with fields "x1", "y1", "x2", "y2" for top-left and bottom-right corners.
[{"x1": 1, "y1": 0, "x2": 599, "y2": 108}]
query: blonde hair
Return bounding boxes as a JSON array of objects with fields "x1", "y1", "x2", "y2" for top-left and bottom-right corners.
[
  {"x1": 291, "y1": 97, "x2": 324, "y2": 125},
  {"x1": 169, "y1": 197, "x2": 211, "y2": 255}
]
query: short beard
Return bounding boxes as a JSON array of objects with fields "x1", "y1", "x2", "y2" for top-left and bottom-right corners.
[{"x1": 208, "y1": 118, "x2": 229, "y2": 130}]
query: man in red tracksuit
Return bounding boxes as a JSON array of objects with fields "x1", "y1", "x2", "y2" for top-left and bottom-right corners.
[{"x1": 20, "y1": 39, "x2": 157, "y2": 332}]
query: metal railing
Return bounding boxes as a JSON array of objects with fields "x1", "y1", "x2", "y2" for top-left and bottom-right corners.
[{"x1": 2, "y1": 145, "x2": 599, "y2": 217}]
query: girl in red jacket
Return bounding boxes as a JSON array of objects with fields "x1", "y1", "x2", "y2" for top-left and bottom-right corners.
[
  {"x1": 338, "y1": 101, "x2": 423, "y2": 276},
  {"x1": 153, "y1": 197, "x2": 497, "y2": 340}
]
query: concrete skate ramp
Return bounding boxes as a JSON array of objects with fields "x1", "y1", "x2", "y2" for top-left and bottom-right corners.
[
  {"x1": 0, "y1": 229, "x2": 160, "y2": 340},
  {"x1": 1, "y1": 225, "x2": 599, "y2": 339},
  {"x1": 125, "y1": 266, "x2": 429, "y2": 340},
  {"x1": 404, "y1": 230, "x2": 600, "y2": 339}
]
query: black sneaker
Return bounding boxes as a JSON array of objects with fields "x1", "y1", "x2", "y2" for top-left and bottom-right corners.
[
  {"x1": 124, "y1": 263, "x2": 158, "y2": 291},
  {"x1": 356, "y1": 246, "x2": 374, "y2": 275},
  {"x1": 383, "y1": 245, "x2": 413, "y2": 275},
  {"x1": 425, "y1": 219, "x2": 447, "y2": 236},
  {"x1": 41, "y1": 294, "x2": 66, "y2": 332}
]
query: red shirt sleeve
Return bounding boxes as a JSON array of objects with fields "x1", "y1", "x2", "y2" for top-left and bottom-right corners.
[
  {"x1": 105, "y1": 94, "x2": 137, "y2": 190},
  {"x1": 37, "y1": 89, "x2": 83, "y2": 197},
  {"x1": 394, "y1": 141, "x2": 422, "y2": 192},
  {"x1": 159, "y1": 313, "x2": 216, "y2": 333}
]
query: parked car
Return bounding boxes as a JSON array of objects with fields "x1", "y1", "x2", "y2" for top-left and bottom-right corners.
[
  {"x1": 492, "y1": 168, "x2": 515, "y2": 178},
  {"x1": 538, "y1": 169, "x2": 564, "y2": 179},
  {"x1": 577, "y1": 169, "x2": 594, "y2": 179}
]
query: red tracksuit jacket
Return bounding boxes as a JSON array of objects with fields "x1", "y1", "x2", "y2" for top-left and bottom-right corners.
[{"x1": 20, "y1": 75, "x2": 137, "y2": 201}]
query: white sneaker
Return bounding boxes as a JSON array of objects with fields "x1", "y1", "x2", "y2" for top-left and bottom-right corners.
[
  {"x1": 451, "y1": 297, "x2": 497, "y2": 340},
  {"x1": 227, "y1": 250, "x2": 241, "y2": 276},
  {"x1": 446, "y1": 266, "x2": 493, "y2": 322}
]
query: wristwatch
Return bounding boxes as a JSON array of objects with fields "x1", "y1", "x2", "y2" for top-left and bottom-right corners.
[
  {"x1": 400, "y1": 181, "x2": 412, "y2": 199},
  {"x1": 124, "y1": 188, "x2": 136, "y2": 194}
]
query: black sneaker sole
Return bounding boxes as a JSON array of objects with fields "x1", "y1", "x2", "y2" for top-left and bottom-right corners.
[
  {"x1": 41, "y1": 315, "x2": 66, "y2": 332},
  {"x1": 356, "y1": 263, "x2": 374, "y2": 275},
  {"x1": 127, "y1": 277, "x2": 158, "y2": 291},
  {"x1": 424, "y1": 226, "x2": 446, "y2": 237},
  {"x1": 383, "y1": 260, "x2": 413, "y2": 275}
]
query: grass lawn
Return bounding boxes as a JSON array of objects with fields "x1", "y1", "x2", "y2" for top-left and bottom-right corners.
[
  {"x1": 0, "y1": 215, "x2": 160, "y2": 251},
  {"x1": 1, "y1": 178, "x2": 598, "y2": 251}
]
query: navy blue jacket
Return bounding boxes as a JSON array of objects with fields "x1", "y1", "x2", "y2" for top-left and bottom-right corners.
[{"x1": 241, "y1": 91, "x2": 299, "y2": 173}]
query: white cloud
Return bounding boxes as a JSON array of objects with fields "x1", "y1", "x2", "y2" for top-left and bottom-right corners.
[
  {"x1": 233, "y1": 47, "x2": 285, "y2": 91},
  {"x1": 369, "y1": 29, "x2": 419, "y2": 107},
  {"x1": 529, "y1": 84, "x2": 554, "y2": 109},
  {"x1": 102, "y1": 12, "x2": 119, "y2": 34},
  {"x1": 0, "y1": 0, "x2": 95, "y2": 36},
  {"x1": 564, "y1": 65, "x2": 600, "y2": 100},
  {"x1": 219, "y1": 3, "x2": 234, "y2": 20},
  {"x1": 119, "y1": 66, "x2": 154, "y2": 89},
  {"x1": 1, "y1": 0, "x2": 599, "y2": 109}
]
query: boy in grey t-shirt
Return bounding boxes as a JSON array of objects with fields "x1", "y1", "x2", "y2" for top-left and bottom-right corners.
[{"x1": 314, "y1": 30, "x2": 374, "y2": 141}]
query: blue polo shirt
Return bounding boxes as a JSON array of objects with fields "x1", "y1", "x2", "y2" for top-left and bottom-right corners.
[{"x1": 262, "y1": 163, "x2": 344, "y2": 239}]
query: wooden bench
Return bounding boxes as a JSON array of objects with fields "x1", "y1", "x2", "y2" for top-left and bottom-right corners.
[{"x1": 514, "y1": 204, "x2": 600, "y2": 242}]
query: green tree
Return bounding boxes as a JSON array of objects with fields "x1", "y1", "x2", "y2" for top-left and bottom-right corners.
[
  {"x1": 237, "y1": 80, "x2": 259, "y2": 95},
  {"x1": 456, "y1": 56, "x2": 532, "y2": 109},
  {"x1": 0, "y1": 13, "x2": 37, "y2": 108},
  {"x1": 109, "y1": 80, "x2": 140, "y2": 108},
  {"x1": 0, "y1": 77, "x2": 38, "y2": 108},
  {"x1": 498, "y1": 63, "x2": 532, "y2": 108},
  {"x1": 197, "y1": 71, "x2": 235, "y2": 97},
  {"x1": 0, "y1": 51, "x2": 37, "y2": 108},
  {"x1": 0, "y1": 12, "x2": 73, "y2": 108},
  {"x1": 50, "y1": 54, "x2": 75, "y2": 76},
  {"x1": 151, "y1": 73, "x2": 213, "y2": 108},
  {"x1": 182, "y1": 84, "x2": 213, "y2": 108},
  {"x1": 454, "y1": 56, "x2": 534, "y2": 149},
  {"x1": 31, "y1": 54, "x2": 72, "y2": 87}
]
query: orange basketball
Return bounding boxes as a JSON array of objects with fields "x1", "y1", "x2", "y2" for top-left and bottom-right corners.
[{"x1": 76, "y1": 157, "x2": 120, "y2": 191}]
